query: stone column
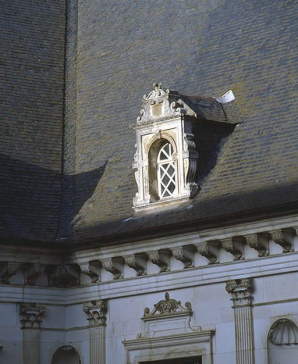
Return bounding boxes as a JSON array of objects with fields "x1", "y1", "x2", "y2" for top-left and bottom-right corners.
[
  {"x1": 20, "y1": 303, "x2": 46, "y2": 364},
  {"x1": 83, "y1": 300, "x2": 107, "y2": 364},
  {"x1": 226, "y1": 278, "x2": 254, "y2": 364}
]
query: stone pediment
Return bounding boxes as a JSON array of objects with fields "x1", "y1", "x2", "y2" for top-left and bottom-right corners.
[
  {"x1": 135, "y1": 83, "x2": 241, "y2": 127},
  {"x1": 142, "y1": 292, "x2": 192, "y2": 321}
]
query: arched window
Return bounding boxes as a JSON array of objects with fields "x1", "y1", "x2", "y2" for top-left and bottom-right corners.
[{"x1": 157, "y1": 141, "x2": 177, "y2": 199}]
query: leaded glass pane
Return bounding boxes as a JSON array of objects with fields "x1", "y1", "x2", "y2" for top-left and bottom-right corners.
[{"x1": 157, "y1": 142, "x2": 177, "y2": 199}]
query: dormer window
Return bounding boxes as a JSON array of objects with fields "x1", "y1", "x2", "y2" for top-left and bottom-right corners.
[{"x1": 132, "y1": 83, "x2": 241, "y2": 212}]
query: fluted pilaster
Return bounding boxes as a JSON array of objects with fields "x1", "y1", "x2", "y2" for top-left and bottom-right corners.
[
  {"x1": 84, "y1": 300, "x2": 107, "y2": 364},
  {"x1": 23, "y1": 329, "x2": 40, "y2": 364},
  {"x1": 90, "y1": 326, "x2": 105, "y2": 364},
  {"x1": 20, "y1": 303, "x2": 46, "y2": 364},
  {"x1": 226, "y1": 279, "x2": 254, "y2": 364},
  {"x1": 234, "y1": 306, "x2": 254, "y2": 364}
]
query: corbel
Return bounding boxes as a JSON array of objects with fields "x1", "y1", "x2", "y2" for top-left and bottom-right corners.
[
  {"x1": 269, "y1": 229, "x2": 293, "y2": 253},
  {"x1": 48, "y1": 265, "x2": 79, "y2": 288},
  {"x1": 25, "y1": 264, "x2": 46, "y2": 286},
  {"x1": 79, "y1": 261, "x2": 101, "y2": 283},
  {"x1": 244, "y1": 233, "x2": 268, "y2": 257},
  {"x1": 0, "y1": 262, "x2": 21, "y2": 284},
  {"x1": 124, "y1": 254, "x2": 146, "y2": 276},
  {"x1": 195, "y1": 242, "x2": 218, "y2": 264},
  {"x1": 171, "y1": 246, "x2": 194, "y2": 268},
  {"x1": 147, "y1": 250, "x2": 170, "y2": 272},
  {"x1": 101, "y1": 258, "x2": 123, "y2": 280},
  {"x1": 221, "y1": 238, "x2": 244, "y2": 260}
]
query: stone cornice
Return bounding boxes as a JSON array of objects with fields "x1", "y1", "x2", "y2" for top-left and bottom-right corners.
[{"x1": 1, "y1": 251, "x2": 298, "y2": 305}]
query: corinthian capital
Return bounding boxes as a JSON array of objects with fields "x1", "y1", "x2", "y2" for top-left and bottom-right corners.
[
  {"x1": 83, "y1": 300, "x2": 107, "y2": 327},
  {"x1": 226, "y1": 278, "x2": 253, "y2": 307}
]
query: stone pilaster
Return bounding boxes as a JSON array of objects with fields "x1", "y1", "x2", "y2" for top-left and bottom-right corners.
[
  {"x1": 83, "y1": 300, "x2": 107, "y2": 364},
  {"x1": 226, "y1": 278, "x2": 254, "y2": 364},
  {"x1": 20, "y1": 303, "x2": 46, "y2": 364}
]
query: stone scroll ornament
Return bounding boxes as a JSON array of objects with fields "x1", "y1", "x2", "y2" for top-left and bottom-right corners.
[{"x1": 143, "y1": 292, "x2": 192, "y2": 317}]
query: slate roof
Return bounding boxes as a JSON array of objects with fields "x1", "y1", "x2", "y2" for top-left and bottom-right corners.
[
  {"x1": 1, "y1": 0, "x2": 298, "y2": 246},
  {"x1": 0, "y1": 0, "x2": 65, "y2": 241}
]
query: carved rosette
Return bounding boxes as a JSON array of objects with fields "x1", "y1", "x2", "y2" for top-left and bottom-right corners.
[
  {"x1": 83, "y1": 300, "x2": 107, "y2": 327},
  {"x1": 143, "y1": 292, "x2": 192, "y2": 318},
  {"x1": 20, "y1": 303, "x2": 46, "y2": 329}
]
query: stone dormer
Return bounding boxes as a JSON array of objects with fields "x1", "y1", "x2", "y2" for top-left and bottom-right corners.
[{"x1": 132, "y1": 83, "x2": 242, "y2": 212}]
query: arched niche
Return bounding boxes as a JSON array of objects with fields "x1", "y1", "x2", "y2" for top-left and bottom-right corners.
[
  {"x1": 51, "y1": 346, "x2": 81, "y2": 364},
  {"x1": 268, "y1": 318, "x2": 298, "y2": 364}
]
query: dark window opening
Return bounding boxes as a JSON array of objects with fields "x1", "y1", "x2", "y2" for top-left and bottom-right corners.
[{"x1": 142, "y1": 356, "x2": 202, "y2": 364}]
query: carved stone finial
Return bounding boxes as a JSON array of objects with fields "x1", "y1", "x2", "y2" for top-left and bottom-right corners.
[
  {"x1": 226, "y1": 278, "x2": 253, "y2": 307},
  {"x1": 171, "y1": 247, "x2": 194, "y2": 268},
  {"x1": 83, "y1": 300, "x2": 107, "y2": 327},
  {"x1": 124, "y1": 255, "x2": 146, "y2": 276},
  {"x1": 147, "y1": 251, "x2": 170, "y2": 272},
  {"x1": 221, "y1": 238, "x2": 244, "y2": 260},
  {"x1": 20, "y1": 303, "x2": 46, "y2": 329},
  {"x1": 48, "y1": 265, "x2": 79, "y2": 288},
  {"x1": 136, "y1": 84, "x2": 185, "y2": 125},
  {"x1": 25, "y1": 264, "x2": 45, "y2": 286},
  {"x1": 245, "y1": 233, "x2": 268, "y2": 257},
  {"x1": 269, "y1": 229, "x2": 293, "y2": 253},
  {"x1": 80, "y1": 263, "x2": 100, "y2": 283},
  {"x1": 196, "y1": 243, "x2": 218, "y2": 264},
  {"x1": 0, "y1": 262, "x2": 21, "y2": 284},
  {"x1": 101, "y1": 258, "x2": 123, "y2": 280},
  {"x1": 143, "y1": 292, "x2": 192, "y2": 319}
]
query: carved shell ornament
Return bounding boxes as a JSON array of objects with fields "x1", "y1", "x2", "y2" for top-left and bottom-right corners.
[
  {"x1": 268, "y1": 319, "x2": 298, "y2": 345},
  {"x1": 143, "y1": 292, "x2": 192, "y2": 317}
]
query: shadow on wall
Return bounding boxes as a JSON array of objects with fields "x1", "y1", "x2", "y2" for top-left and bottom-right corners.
[{"x1": 0, "y1": 154, "x2": 107, "y2": 242}]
